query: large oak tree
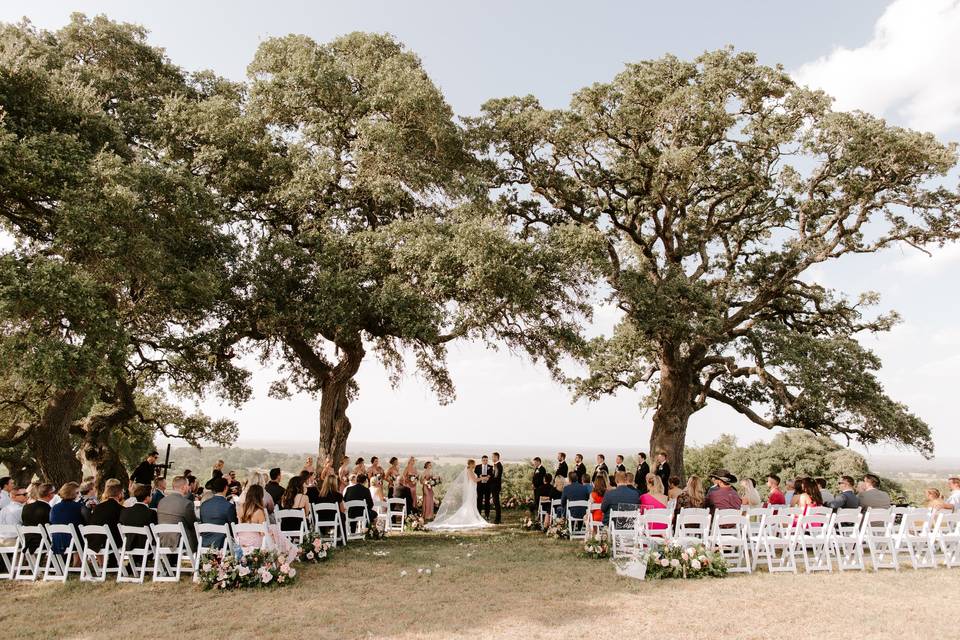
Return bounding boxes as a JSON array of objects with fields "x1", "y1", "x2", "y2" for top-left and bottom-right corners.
[{"x1": 473, "y1": 50, "x2": 960, "y2": 477}]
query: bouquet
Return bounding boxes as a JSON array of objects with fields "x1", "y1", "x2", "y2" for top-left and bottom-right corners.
[
  {"x1": 545, "y1": 518, "x2": 569, "y2": 540},
  {"x1": 582, "y1": 533, "x2": 609, "y2": 559},
  {"x1": 365, "y1": 525, "x2": 387, "y2": 541},
  {"x1": 521, "y1": 516, "x2": 542, "y2": 531},
  {"x1": 406, "y1": 515, "x2": 425, "y2": 531},
  {"x1": 642, "y1": 542, "x2": 727, "y2": 580},
  {"x1": 197, "y1": 548, "x2": 297, "y2": 591},
  {"x1": 427, "y1": 477, "x2": 441, "y2": 488},
  {"x1": 297, "y1": 532, "x2": 332, "y2": 563}
]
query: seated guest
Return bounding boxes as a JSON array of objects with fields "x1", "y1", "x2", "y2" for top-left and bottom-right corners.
[
  {"x1": 344, "y1": 473, "x2": 377, "y2": 526},
  {"x1": 301, "y1": 470, "x2": 321, "y2": 503},
  {"x1": 265, "y1": 468, "x2": 284, "y2": 506},
  {"x1": 204, "y1": 467, "x2": 224, "y2": 491},
  {"x1": 675, "y1": 475, "x2": 705, "y2": 514},
  {"x1": 21, "y1": 482, "x2": 55, "y2": 551},
  {"x1": 789, "y1": 477, "x2": 804, "y2": 507},
  {"x1": 0, "y1": 485, "x2": 28, "y2": 528},
  {"x1": 236, "y1": 484, "x2": 269, "y2": 551},
  {"x1": 765, "y1": 474, "x2": 785, "y2": 507},
  {"x1": 590, "y1": 473, "x2": 608, "y2": 523},
  {"x1": 50, "y1": 482, "x2": 86, "y2": 555},
  {"x1": 314, "y1": 473, "x2": 347, "y2": 542},
  {"x1": 667, "y1": 476, "x2": 682, "y2": 501},
  {"x1": 797, "y1": 477, "x2": 824, "y2": 513},
  {"x1": 78, "y1": 478, "x2": 98, "y2": 518},
  {"x1": 926, "y1": 488, "x2": 955, "y2": 513},
  {"x1": 89, "y1": 484, "x2": 125, "y2": 551},
  {"x1": 948, "y1": 477, "x2": 960, "y2": 511},
  {"x1": 816, "y1": 478, "x2": 834, "y2": 506},
  {"x1": 240, "y1": 472, "x2": 275, "y2": 519},
  {"x1": 639, "y1": 474, "x2": 668, "y2": 530},
  {"x1": 157, "y1": 475, "x2": 198, "y2": 552},
  {"x1": 226, "y1": 470, "x2": 242, "y2": 498},
  {"x1": 534, "y1": 473, "x2": 560, "y2": 525},
  {"x1": 828, "y1": 476, "x2": 860, "y2": 510},
  {"x1": 118, "y1": 483, "x2": 158, "y2": 549},
  {"x1": 600, "y1": 472, "x2": 641, "y2": 525},
  {"x1": 704, "y1": 470, "x2": 742, "y2": 513},
  {"x1": 149, "y1": 477, "x2": 166, "y2": 509},
  {"x1": 0, "y1": 476, "x2": 11, "y2": 510},
  {"x1": 561, "y1": 472, "x2": 591, "y2": 520},
  {"x1": 739, "y1": 478, "x2": 762, "y2": 507},
  {"x1": 198, "y1": 477, "x2": 238, "y2": 549},
  {"x1": 279, "y1": 475, "x2": 310, "y2": 533},
  {"x1": 122, "y1": 482, "x2": 141, "y2": 507},
  {"x1": 857, "y1": 474, "x2": 891, "y2": 510},
  {"x1": 783, "y1": 479, "x2": 796, "y2": 506}
]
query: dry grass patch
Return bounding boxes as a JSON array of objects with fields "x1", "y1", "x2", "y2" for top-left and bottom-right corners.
[{"x1": 0, "y1": 512, "x2": 957, "y2": 639}]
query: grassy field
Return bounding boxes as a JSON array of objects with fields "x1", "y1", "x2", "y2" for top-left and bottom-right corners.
[{"x1": 1, "y1": 510, "x2": 958, "y2": 640}]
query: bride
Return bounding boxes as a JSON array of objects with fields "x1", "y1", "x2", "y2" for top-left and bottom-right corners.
[{"x1": 425, "y1": 459, "x2": 493, "y2": 531}]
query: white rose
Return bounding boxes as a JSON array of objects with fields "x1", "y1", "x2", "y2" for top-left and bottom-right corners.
[
  {"x1": 670, "y1": 559, "x2": 680, "y2": 568},
  {"x1": 660, "y1": 559, "x2": 670, "y2": 567},
  {"x1": 681, "y1": 553, "x2": 689, "y2": 561},
  {"x1": 686, "y1": 547, "x2": 696, "y2": 556},
  {"x1": 690, "y1": 559, "x2": 701, "y2": 570}
]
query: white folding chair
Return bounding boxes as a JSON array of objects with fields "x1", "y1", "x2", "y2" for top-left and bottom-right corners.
[
  {"x1": 673, "y1": 509, "x2": 711, "y2": 547},
  {"x1": 711, "y1": 511, "x2": 751, "y2": 573},
  {"x1": 550, "y1": 499, "x2": 563, "y2": 521},
  {"x1": 608, "y1": 508, "x2": 641, "y2": 559},
  {"x1": 830, "y1": 508, "x2": 865, "y2": 571},
  {"x1": 861, "y1": 508, "x2": 899, "y2": 571},
  {"x1": 372, "y1": 500, "x2": 389, "y2": 531},
  {"x1": 312, "y1": 503, "x2": 344, "y2": 546},
  {"x1": 79, "y1": 525, "x2": 121, "y2": 582},
  {"x1": 117, "y1": 525, "x2": 155, "y2": 583},
  {"x1": 151, "y1": 523, "x2": 195, "y2": 582},
  {"x1": 744, "y1": 507, "x2": 771, "y2": 542},
  {"x1": 752, "y1": 513, "x2": 797, "y2": 573},
  {"x1": 933, "y1": 511, "x2": 960, "y2": 568},
  {"x1": 585, "y1": 499, "x2": 602, "y2": 537},
  {"x1": 795, "y1": 513, "x2": 833, "y2": 572},
  {"x1": 386, "y1": 498, "x2": 406, "y2": 532},
  {"x1": 231, "y1": 522, "x2": 273, "y2": 553},
  {"x1": 0, "y1": 524, "x2": 20, "y2": 579},
  {"x1": 14, "y1": 525, "x2": 50, "y2": 581},
  {"x1": 640, "y1": 509, "x2": 673, "y2": 548},
  {"x1": 43, "y1": 523, "x2": 82, "y2": 582},
  {"x1": 537, "y1": 498, "x2": 552, "y2": 528},
  {"x1": 344, "y1": 500, "x2": 370, "y2": 540},
  {"x1": 894, "y1": 508, "x2": 937, "y2": 569},
  {"x1": 275, "y1": 509, "x2": 309, "y2": 544},
  {"x1": 566, "y1": 500, "x2": 590, "y2": 540}
]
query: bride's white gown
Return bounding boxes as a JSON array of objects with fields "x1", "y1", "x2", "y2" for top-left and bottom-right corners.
[{"x1": 425, "y1": 468, "x2": 493, "y2": 531}]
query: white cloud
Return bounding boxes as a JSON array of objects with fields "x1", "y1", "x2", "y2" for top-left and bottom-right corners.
[
  {"x1": 794, "y1": 0, "x2": 960, "y2": 135},
  {"x1": 892, "y1": 243, "x2": 960, "y2": 274}
]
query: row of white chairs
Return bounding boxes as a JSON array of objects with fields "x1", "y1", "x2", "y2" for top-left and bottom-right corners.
[{"x1": 578, "y1": 506, "x2": 960, "y2": 574}]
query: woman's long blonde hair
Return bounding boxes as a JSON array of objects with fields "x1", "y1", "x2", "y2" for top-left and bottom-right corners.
[
  {"x1": 646, "y1": 473, "x2": 665, "y2": 496},
  {"x1": 685, "y1": 475, "x2": 705, "y2": 506}
]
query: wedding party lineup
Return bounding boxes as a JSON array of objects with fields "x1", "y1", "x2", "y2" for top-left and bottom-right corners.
[{"x1": 1, "y1": 2, "x2": 959, "y2": 639}]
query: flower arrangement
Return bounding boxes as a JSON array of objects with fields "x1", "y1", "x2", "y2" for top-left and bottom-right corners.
[
  {"x1": 521, "y1": 516, "x2": 542, "y2": 531},
  {"x1": 365, "y1": 525, "x2": 387, "y2": 541},
  {"x1": 405, "y1": 515, "x2": 425, "y2": 531},
  {"x1": 197, "y1": 548, "x2": 297, "y2": 590},
  {"x1": 545, "y1": 517, "x2": 569, "y2": 539},
  {"x1": 642, "y1": 542, "x2": 727, "y2": 580},
  {"x1": 582, "y1": 533, "x2": 609, "y2": 559},
  {"x1": 297, "y1": 532, "x2": 332, "y2": 563}
]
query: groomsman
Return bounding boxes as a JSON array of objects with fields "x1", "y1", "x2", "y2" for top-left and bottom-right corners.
[
  {"x1": 491, "y1": 452, "x2": 504, "y2": 524},
  {"x1": 634, "y1": 452, "x2": 650, "y2": 495},
  {"x1": 591, "y1": 454, "x2": 609, "y2": 483},
  {"x1": 573, "y1": 454, "x2": 587, "y2": 484},
  {"x1": 654, "y1": 452, "x2": 671, "y2": 490},
  {"x1": 614, "y1": 455, "x2": 627, "y2": 476},
  {"x1": 555, "y1": 453, "x2": 568, "y2": 481},
  {"x1": 475, "y1": 455, "x2": 493, "y2": 518},
  {"x1": 531, "y1": 457, "x2": 546, "y2": 488}
]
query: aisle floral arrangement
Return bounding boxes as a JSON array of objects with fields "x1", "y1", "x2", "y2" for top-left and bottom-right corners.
[
  {"x1": 197, "y1": 549, "x2": 297, "y2": 590},
  {"x1": 582, "y1": 533, "x2": 609, "y2": 559},
  {"x1": 521, "y1": 516, "x2": 542, "y2": 531},
  {"x1": 406, "y1": 515, "x2": 425, "y2": 531},
  {"x1": 297, "y1": 532, "x2": 332, "y2": 563},
  {"x1": 641, "y1": 542, "x2": 727, "y2": 579},
  {"x1": 545, "y1": 518, "x2": 569, "y2": 539},
  {"x1": 366, "y1": 525, "x2": 387, "y2": 540}
]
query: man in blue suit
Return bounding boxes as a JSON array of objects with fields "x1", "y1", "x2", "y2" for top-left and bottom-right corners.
[
  {"x1": 600, "y1": 472, "x2": 640, "y2": 525},
  {"x1": 560, "y1": 472, "x2": 591, "y2": 520},
  {"x1": 198, "y1": 477, "x2": 237, "y2": 548}
]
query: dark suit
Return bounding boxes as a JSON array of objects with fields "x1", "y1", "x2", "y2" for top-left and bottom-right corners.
[
  {"x1": 556, "y1": 460, "x2": 569, "y2": 481},
  {"x1": 130, "y1": 460, "x2": 156, "y2": 486},
  {"x1": 89, "y1": 499, "x2": 124, "y2": 551},
  {"x1": 634, "y1": 461, "x2": 650, "y2": 494},
  {"x1": 344, "y1": 484, "x2": 376, "y2": 524},
  {"x1": 198, "y1": 495, "x2": 237, "y2": 548},
  {"x1": 265, "y1": 481, "x2": 284, "y2": 506},
  {"x1": 655, "y1": 461, "x2": 671, "y2": 490},
  {"x1": 156, "y1": 492, "x2": 198, "y2": 551},
  {"x1": 531, "y1": 465, "x2": 546, "y2": 489},
  {"x1": 475, "y1": 463, "x2": 493, "y2": 519},
  {"x1": 561, "y1": 482, "x2": 591, "y2": 518},
  {"x1": 21, "y1": 500, "x2": 51, "y2": 551},
  {"x1": 591, "y1": 463, "x2": 609, "y2": 483},
  {"x1": 574, "y1": 462, "x2": 587, "y2": 483},
  {"x1": 490, "y1": 461, "x2": 503, "y2": 524},
  {"x1": 118, "y1": 503, "x2": 158, "y2": 549}
]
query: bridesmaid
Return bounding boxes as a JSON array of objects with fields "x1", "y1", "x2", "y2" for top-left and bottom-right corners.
[
  {"x1": 421, "y1": 461, "x2": 435, "y2": 520},
  {"x1": 385, "y1": 457, "x2": 400, "y2": 498},
  {"x1": 337, "y1": 455, "x2": 351, "y2": 493},
  {"x1": 401, "y1": 457, "x2": 418, "y2": 515}
]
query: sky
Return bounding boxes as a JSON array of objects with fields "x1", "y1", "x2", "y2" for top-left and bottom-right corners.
[{"x1": 2, "y1": 1, "x2": 959, "y2": 458}]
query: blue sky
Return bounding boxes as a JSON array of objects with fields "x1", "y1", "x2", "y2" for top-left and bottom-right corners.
[{"x1": 3, "y1": 1, "x2": 959, "y2": 458}]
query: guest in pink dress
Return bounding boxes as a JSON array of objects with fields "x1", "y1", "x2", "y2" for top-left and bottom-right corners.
[
  {"x1": 421, "y1": 461, "x2": 435, "y2": 520},
  {"x1": 237, "y1": 485, "x2": 297, "y2": 561},
  {"x1": 639, "y1": 473, "x2": 669, "y2": 530}
]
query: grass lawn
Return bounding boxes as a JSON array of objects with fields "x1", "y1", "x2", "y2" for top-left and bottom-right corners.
[{"x1": 1, "y1": 509, "x2": 958, "y2": 640}]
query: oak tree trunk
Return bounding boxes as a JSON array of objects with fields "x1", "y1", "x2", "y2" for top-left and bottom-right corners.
[
  {"x1": 79, "y1": 436, "x2": 130, "y2": 492},
  {"x1": 316, "y1": 341, "x2": 365, "y2": 467},
  {"x1": 649, "y1": 357, "x2": 695, "y2": 484},
  {"x1": 30, "y1": 388, "x2": 84, "y2": 485}
]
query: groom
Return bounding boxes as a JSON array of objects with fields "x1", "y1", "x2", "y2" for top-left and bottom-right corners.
[
  {"x1": 475, "y1": 455, "x2": 493, "y2": 520},
  {"x1": 490, "y1": 452, "x2": 503, "y2": 524}
]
